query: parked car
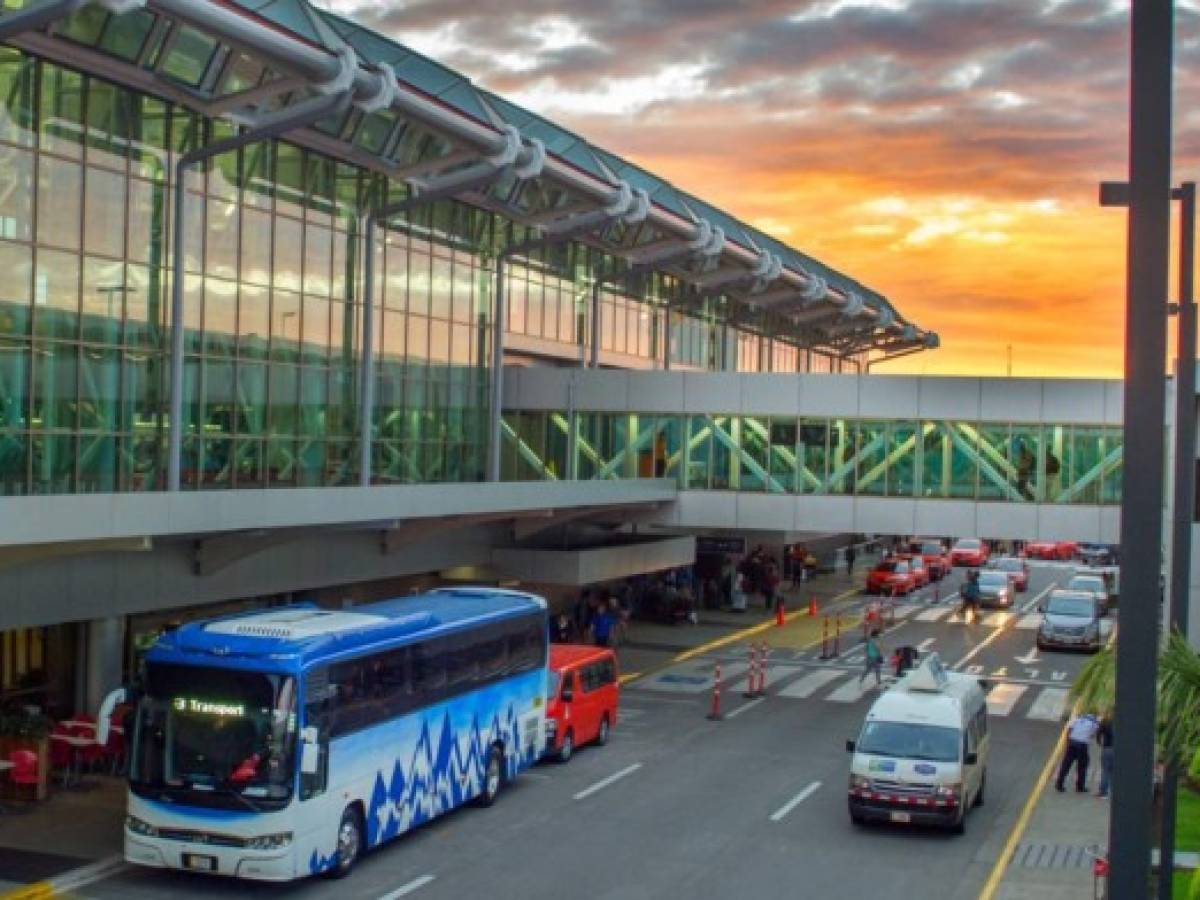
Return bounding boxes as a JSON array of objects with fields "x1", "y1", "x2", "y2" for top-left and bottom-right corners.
[
  {"x1": 1023, "y1": 540, "x2": 1079, "y2": 561},
  {"x1": 545, "y1": 644, "x2": 620, "y2": 763},
  {"x1": 866, "y1": 559, "x2": 919, "y2": 595},
  {"x1": 950, "y1": 539, "x2": 989, "y2": 567},
  {"x1": 903, "y1": 554, "x2": 931, "y2": 589},
  {"x1": 908, "y1": 538, "x2": 950, "y2": 581},
  {"x1": 1066, "y1": 572, "x2": 1111, "y2": 616},
  {"x1": 975, "y1": 570, "x2": 1014, "y2": 608},
  {"x1": 1036, "y1": 590, "x2": 1104, "y2": 652},
  {"x1": 1078, "y1": 543, "x2": 1116, "y2": 566},
  {"x1": 986, "y1": 556, "x2": 1029, "y2": 592}
]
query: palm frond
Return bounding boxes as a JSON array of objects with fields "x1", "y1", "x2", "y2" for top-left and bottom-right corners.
[
  {"x1": 1159, "y1": 632, "x2": 1200, "y2": 763},
  {"x1": 1071, "y1": 644, "x2": 1116, "y2": 715}
]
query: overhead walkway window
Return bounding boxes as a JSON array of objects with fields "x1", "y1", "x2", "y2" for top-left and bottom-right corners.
[{"x1": 501, "y1": 411, "x2": 1124, "y2": 505}]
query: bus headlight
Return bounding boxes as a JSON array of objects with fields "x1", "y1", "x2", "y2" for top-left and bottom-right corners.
[
  {"x1": 245, "y1": 832, "x2": 293, "y2": 851},
  {"x1": 849, "y1": 775, "x2": 870, "y2": 792},
  {"x1": 125, "y1": 815, "x2": 158, "y2": 837},
  {"x1": 935, "y1": 783, "x2": 961, "y2": 803}
]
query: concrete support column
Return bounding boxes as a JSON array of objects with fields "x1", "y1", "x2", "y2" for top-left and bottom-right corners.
[{"x1": 84, "y1": 617, "x2": 125, "y2": 714}]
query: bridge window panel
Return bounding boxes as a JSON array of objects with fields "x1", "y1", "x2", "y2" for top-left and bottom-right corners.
[
  {"x1": 324, "y1": 438, "x2": 354, "y2": 486},
  {"x1": 272, "y1": 216, "x2": 302, "y2": 293},
  {"x1": 1065, "y1": 426, "x2": 1106, "y2": 505},
  {"x1": 270, "y1": 289, "x2": 300, "y2": 362},
  {"x1": 885, "y1": 422, "x2": 918, "y2": 498},
  {"x1": 525, "y1": 274, "x2": 545, "y2": 342},
  {"x1": 265, "y1": 435, "x2": 297, "y2": 487},
  {"x1": 430, "y1": 254, "x2": 452, "y2": 320},
  {"x1": 1043, "y1": 424, "x2": 1066, "y2": 502},
  {"x1": 303, "y1": 223, "x2": 332, "y2": 298},
  {"x1": 0, "y1": 427, "x2": 28, "y2": 496},
  {"x1": 826, "y1": 419, "x2": 854, "y2": 495},
  {"x1": 452, "y1": 259, "x2": 475, "y2": 326},
  {"x1": 267, "y1": 363, "x2": 299, "y2": 437},
  {"x1": 710, "y1": 415, "x2": 736, "y2": 489},
  {"x1": 77, "y1": 345, "x2": 117, "y2": 432},
  {"x1": 121, "y1": 432, "x2": 159, "y2": 492},
  {"x1": 797, "y1": 419, "x2": 828, "y2": 493},
  {"x1": 158, "y1": 25, "x2": 219, "y2": 89},
  {"x1": 233, "y1": 436, "x2": 265, "y2": 489},
  {"x1": 1101, "y1": 429, "x2": 1122, "y2": 504},
  {"x1": 853, "y1": 420, "x2": 887, "y2": 497},
  {"x1": 301, "y1": 295, "x2": 330, "y2": 365},
  {"x1": 684, "y1": 415, "x2": 712, "y2": 489},
  {"x1": 236, "y1": 283, "x2": 268, "y2": 360},
  {"x1": 919, "y1": 423, "x2": 949, "y2": 498},
  {"x1": 1010, "y1": 426, "x2": 1040, "y2": 501},
  {"x1": 766, "y1": 418, "x2": 798, "y2": 493},
  {"x1": 944, "y1": 423, "x2": 979, "y2": 499},
  {"x1": 738, "y1": 415, "x2": 768, "y2": 492},
  {"x1": 976, "y1": 424, "x2": 1013, "y2": 501},
  {"x1": 505, "y1": 269, "x2": 526, "y2": 334},
  {"x1": 77, "y1": 432, "x2": 117, "y2": 493}
]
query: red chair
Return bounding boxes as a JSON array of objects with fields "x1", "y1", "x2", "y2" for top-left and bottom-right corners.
[
  {"x1": 9, "y1": 750, "x2": 39, "y2": 800},
  {"x1": 100, "y1": 712, "x2": 127, "y2": 775}
]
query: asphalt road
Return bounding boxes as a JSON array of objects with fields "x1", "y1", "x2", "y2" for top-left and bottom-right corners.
[{"x1": 77, "y1": 562, "x2": 1095, "y2": 900}]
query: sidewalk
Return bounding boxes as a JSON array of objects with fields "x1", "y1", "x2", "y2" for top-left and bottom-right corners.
[{"x1": 988, "y1": 739, "x2": 1108, "y2": 900}]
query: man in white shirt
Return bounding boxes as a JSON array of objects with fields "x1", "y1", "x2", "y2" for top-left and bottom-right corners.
[{"x1": 1056, "y1": 711, "x2": 1100, "y2": 793}]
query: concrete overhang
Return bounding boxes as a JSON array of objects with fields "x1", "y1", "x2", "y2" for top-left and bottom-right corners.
[
  {"x1": 0, "y1": 480, "x2": 678, "y2": 549},
  {"x1": 489, "y1": 535, "x2": 696, "y2": 587}
]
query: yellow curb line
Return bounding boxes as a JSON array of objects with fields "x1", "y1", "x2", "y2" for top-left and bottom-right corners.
[
  {"x1": 624, "y1": 585, "x2": 865, "y2": 683},
  {"x1": 0, "y1": 882, "x2": 55, "y2": 900},
  {"x1": 977, "y1": 722, "x2": 1069, "y2": 900}
]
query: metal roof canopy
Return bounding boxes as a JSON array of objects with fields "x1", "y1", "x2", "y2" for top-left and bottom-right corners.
[{"x1": 0, "y1": 0, "x2": 937, "y2": 358}]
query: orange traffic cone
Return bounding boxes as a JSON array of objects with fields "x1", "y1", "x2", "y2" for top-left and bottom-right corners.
[
  {"x1": 775, "y1": 601, "x2": 786, "y2": 627},
  {"x1": 808, "y1": 596, "x2": 818, "y2": 617}
]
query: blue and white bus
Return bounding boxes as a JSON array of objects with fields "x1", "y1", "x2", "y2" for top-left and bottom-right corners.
[{"x1": 105, "y1": 588, "x2": 548, "y2": 881}]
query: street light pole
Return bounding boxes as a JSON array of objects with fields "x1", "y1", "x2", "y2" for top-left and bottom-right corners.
[
  {"x1": 1160, "y1": 180, "x2": 1196, "y2": 900},
  {"x1": 1110, "y1": 1, "x2": 1173, "y2": 897}
]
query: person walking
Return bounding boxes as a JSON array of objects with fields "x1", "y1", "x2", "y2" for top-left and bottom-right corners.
[
  {"x1": 846, "y1": 544, "x2": 857, "y2": 576},
  {"x1": 1095, "y1": 714, "x2": 1114, "y2": 799},
  {"x1": 590, "y1": 600, "x2": 615, "y2": 648},
  {"x1": 859, "y1": 630, "x2": 885, "y2": 688},
  {"x1": 1056, "y1": 711, "x2": 1100, "y2": 792},
  {"x1": 550, "y1": 611, "x2": 574, "y2": 643}
]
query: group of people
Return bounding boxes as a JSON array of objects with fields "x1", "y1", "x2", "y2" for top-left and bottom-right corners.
[
  {"x1": 739, "y1": 546, "x2": 783, "y2": 610},
  {"x1": 1057, "y1": 710, "x2": 1115, "y2": 798},
  {"x1": 551, "y1": 568, "x2": 702, "y2": 648}
]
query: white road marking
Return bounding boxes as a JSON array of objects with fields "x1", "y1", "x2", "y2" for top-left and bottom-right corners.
[
  {"x1": 769, "y1": 781, "x2": 823, "y2": 822},
  {"x1": 985, "y1": 683, "x2": 1028, "y2": 716},
  {"x1": 378, "y1": 875, "x2": 436, "y2": 899},
  {"x1": 917, "y1": 606, "x2": 953, "y2": 622},
  {"x1": 982, "y1": 611, "x2": 1014, "y2": 628},
  {"x1": 573, "y1": 763, "x2": 643, "y2": 801},
  {"x1": 778, "y1": 669, "x2": 843, "y2": 699},
  {"x1": 1051, "y1": 671, "x2": 1068, "y2": 682},
  {"x1": 727, "y1": 697, "x2": 767, "y2": 719},
  {"x1": 1016, "y1": 614, "x2": 1043, "y2": 631},
  {"x1": 1020, "y1": 582, "x2": 1059, "y2": 613},
  {"x1": 827, "y1": 677, "x2": 872, "y2": 703},
  {"x1": 890, "y1": 603, "x2": 919, "y2": 619},
  {"x1": 917, "y1": 637, "x2": 937, "y2": 653},
  {"x1": 951, "y1": 621, "x2": 1012, "y2": 670},
  {"x1": 1026, "y1": 688, "x2": 1071, "y2": 721}
]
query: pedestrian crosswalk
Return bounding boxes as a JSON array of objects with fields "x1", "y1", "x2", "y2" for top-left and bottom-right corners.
[{"x1": 630, "y1": 660, "x2": 1071, "y2": 723}]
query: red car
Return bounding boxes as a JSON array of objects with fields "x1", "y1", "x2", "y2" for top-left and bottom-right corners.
[
  {"x1": 986, "y1": 556, "x2": 1029, "y2": 592},
  {"x1": 1023, "y1": 540, "x2": 1079, "y2": 561},
  {"x1": 545, "y1": 644, "x2": 619, "y2": 763},
  {"x1": 908, "y1": 539, "x2": 950, "y2": 581},
  {"x1": 901, "y1": 554, "x2": 931, "y2": 588},
  {"x1": 950, "y1": 538, "x2": 989, "y2": 567},
  {"x1": 866, "y1": 558, "x2": 919, "y2": 595}
]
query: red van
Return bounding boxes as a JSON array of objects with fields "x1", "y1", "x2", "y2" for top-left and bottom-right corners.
[{"x1": 545, "y1": 644, "x2": 620, "y2": 763}]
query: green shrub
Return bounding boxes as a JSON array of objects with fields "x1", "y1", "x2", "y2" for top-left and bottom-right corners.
[
  {"x1": 1190, "y1": 748, "x2": 1200, "y2": 783},
  {"x1": 1189, "y1": 866, "x2": 1200, "y2": 900}
]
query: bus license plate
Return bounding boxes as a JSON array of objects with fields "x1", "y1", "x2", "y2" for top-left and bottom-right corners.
[
  {"x1": 183, "y1": 853, "x2": 217, "y2": 872},
  {"x1": 890, "y1": 811, "x2": 911, "y2": 824}
]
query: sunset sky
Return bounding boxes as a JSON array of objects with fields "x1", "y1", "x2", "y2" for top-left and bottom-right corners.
[{"x1": 329, "y1": 0, "x2": 1200, "y2": 377}]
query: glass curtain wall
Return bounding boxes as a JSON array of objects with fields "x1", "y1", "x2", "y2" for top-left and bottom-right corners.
[
  {"x1": 501, "y1": 410, "x2": 1124, "y2": 505},
  {"x1": 0, "y1": 48, "x2": 496, "y2": 494}
]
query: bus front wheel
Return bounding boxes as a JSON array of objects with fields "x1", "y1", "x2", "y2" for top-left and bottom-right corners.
[
  {"x1": 477, "y1": 745, "x2": 503, "y2": 807},
  {"x1": 328, "y1": 806, "x2": 362, "y2": 879}
]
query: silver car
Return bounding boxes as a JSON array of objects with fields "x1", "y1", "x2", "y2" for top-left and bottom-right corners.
[
  {"x1": 1037, "y1": 590, "x2": 1103, "y2": 652},
  {"x1": 976, "y1": 570, "x2": 1012, "y2": 608},
  {"x1": 1066, "y1": 573, "x2": 1110, "y2": 616}
]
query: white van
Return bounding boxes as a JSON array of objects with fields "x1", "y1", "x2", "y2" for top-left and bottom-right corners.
[{"x1": 846, "y1": 654, "x2": 989, "y2": 834}]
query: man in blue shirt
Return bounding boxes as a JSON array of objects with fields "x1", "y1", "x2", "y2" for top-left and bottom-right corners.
[{"x1": 591, "y1": 600, "x2": 614, "y2": 648}]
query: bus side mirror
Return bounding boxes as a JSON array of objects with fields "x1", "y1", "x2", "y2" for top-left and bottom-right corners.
[
  {"x1": 964, "y1": 752, "x2": 979, "y2": 766},
  {"x1": 96, "y1": 687, "x2": 128, "y2": 747},
  {"x1": 845, "y1": 740, "x2": 856, "y2": 753},
  {"x1": 560, "y1": 689, "x2": 573, "y2": 704}
]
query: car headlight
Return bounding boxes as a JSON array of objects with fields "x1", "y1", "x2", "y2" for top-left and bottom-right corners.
[
  {"x1": 126, "y1": 815, "x2": 158, "y2": 837},
  {"x1": 934, "y1": 783, "x2": 961, "y2": 801},
  {"x1": 849, "y1": 775, "x2": 871, "y2": 791},
  {"x1": 245, "y1": 832, "x2": 293, "y2": 851}
]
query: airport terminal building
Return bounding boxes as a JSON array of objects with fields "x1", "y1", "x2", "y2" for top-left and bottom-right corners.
[{"x1": 14, "y1": 0, "x2": 1169, "y2": 719}]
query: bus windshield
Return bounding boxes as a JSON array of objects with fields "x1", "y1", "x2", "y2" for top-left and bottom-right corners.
[
  {"x1": 131, "y1": 662, "x2": 297, "y2": 809},
  {"x1": 857, "y1": 721, "x2": 960, "y2": 763}
]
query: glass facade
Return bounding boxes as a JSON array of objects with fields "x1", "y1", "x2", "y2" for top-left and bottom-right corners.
[
  {"x1": 0, "y1": 46, "x2": 876, "y2": 497},
  {"x1": 502, "y1": 411, "x2": 1124, "y2": 505}
]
